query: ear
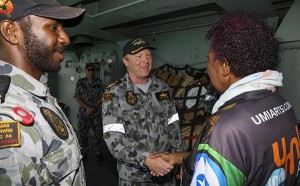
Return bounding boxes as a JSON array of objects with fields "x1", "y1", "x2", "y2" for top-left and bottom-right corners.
[
  {"x1": 0, "y1": 21, "x2": 19, "y2": 45},
  {"x1": 122, "y1": 56, "x2": 129, "y2": 67},
  {"x1": 221, "y1": 59, "x2": 230, "y2": 77}
]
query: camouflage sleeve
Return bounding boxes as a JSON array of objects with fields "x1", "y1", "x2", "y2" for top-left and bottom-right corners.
[
  {"x1": 99, "y1": 82, "x2": 105, "y2": 94},
  {"x1": 74, "y1": 79, "x2": 82, "y2": 98},
  {"x1": 95, "y1": 79, "x2": 104, "y2": 96},
  {"x1": 167, "y1": 94, "x2": 186, "y2": 152},
  {"x1": 102, "y1": 91, "x2": 150, "y2": 166}
]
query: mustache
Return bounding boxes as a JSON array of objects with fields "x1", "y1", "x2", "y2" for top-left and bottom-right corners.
[{"x1": 54, "y1": 45, "x2": 66, "y2": 53}]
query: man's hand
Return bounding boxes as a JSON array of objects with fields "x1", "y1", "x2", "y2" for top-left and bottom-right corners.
[
  {"x1": 144, "y1": 156, "x2": 174, "y2": 176},
  {"x1": 149, "y1": 151, "x2": 190, "y2": 176},
  {"x1": 85, "y1": 106, "x2": 95, "y2": 115},
  {"x1": 151, "y1": 152, "x2": 189, "y2": 165},
  {"x1": 150, "y1": 152, "x2": 175, "y2": 165},
  {"x1": 148, "y1": 152, "x2": 175, "y2": 176}
]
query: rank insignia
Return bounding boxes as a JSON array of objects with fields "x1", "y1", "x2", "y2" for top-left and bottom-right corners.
[
  {"x1": 155, "y1": 91, "x2": 170, "y2": 101},
  {"x1": 106, "y1": 80, "x2": 121, "y2": 90},
  {"x1": 101, "y1": 92, "x2": 113, "y2": 102},
  {"x1": 126, "y1": 91, "x2": 138, "y2": 105},
  {"x1": 40, "y1": 107, "x2": 69, "y2": 140},
  {"x1": 0, "y1": 120, "x2": 21, "y2": 149}
]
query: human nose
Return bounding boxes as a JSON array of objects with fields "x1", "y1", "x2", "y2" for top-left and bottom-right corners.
[
  {"x1": 140, "y1": 55, "x2": 149, "y2": 64},
  {"x1": 58, "y1": 28, "x2": 70, "y2": 46}
]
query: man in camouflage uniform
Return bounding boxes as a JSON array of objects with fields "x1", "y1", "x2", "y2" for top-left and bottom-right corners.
[
  {"x1": 74, "y1": 63, "x2": 104, "y2": 161},
  {"x1": 102, "y1": 38, "x2": 186, "y2": 186},
  {"x1": 0, "y1": 0, "x2": 86, "y2": 185}
]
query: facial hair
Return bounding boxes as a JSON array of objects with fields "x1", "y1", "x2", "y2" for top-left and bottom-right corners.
[{"x1": 23, "y1": 28, "x2": 61, "y2": 73}]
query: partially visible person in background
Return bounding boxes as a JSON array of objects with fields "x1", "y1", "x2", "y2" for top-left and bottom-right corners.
[
  {"x1": 74, "y1": 63, "x2": 105, "y2": 161},
  {"x1": 151, "y1": 10, "x2": 300, "y2": 186},
  {"x1": 0, "y1": 0, "x2": 85, "y2": 185},
  {"x1": 102, "y1": 38, "x2": 186, "y2": 185}
]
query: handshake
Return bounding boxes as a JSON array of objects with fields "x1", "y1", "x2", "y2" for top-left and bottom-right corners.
[{"x1": 144, "y1": 151, "x2": 189, "y2": 177}]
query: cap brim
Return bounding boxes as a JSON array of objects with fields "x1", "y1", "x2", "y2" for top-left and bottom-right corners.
[
  {"x1": 33, "y1": 6, "x2": 85, "y2": 27},
  {"x1": 131, "y1": 46, "x2": 156, "y2": 54}
]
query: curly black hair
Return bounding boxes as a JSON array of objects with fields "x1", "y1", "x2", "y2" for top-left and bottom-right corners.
[{"x1": 206, "y1": 10, "x2": 280, "y2": 78}]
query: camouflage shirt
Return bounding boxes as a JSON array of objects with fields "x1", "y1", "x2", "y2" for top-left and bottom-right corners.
[
  {"x1": 0, "y1": 61, "x2": 85, "y2": 186},
  {"x1": 74, "y1": 77, "x2": 104, "y2": 115},
  {"x1": 102, "y1": 73, "x2": 185, "y2": 182}
]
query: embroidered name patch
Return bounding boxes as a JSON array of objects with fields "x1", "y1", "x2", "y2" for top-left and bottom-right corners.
[
  {"x1": 155, "y1": 91, "x2": 170, "y2": 101},
  {"x1": 0, "y1": 120, "x2": 21, "y2": 149},
  {"x1": 40, "y1": 107, "x2": 69, "y2": 140}
]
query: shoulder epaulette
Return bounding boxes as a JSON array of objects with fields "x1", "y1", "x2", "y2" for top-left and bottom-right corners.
[
  {"x1": 0, "y1": 75, "x2": 11, "y2": 103},
  {"x1": 106, "y1": 80, "x2": 121, "y2": 90}
]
